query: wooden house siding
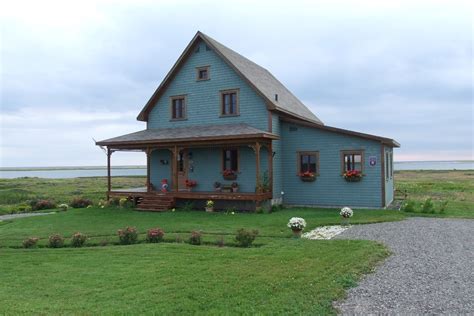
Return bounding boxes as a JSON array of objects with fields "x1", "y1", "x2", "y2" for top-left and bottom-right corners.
[
  {"x1": 148, "y1": 40, "x2": 268, "y2": 131},
  {"x1": 271, "y1": 113, "x2": 283, "y2": 201},
  {"x1": 150, "y1": 146, "x2": 269, "y2": 193},
  {"x1": 280, "y1": 121, "x2": 384, "y2": 208}
]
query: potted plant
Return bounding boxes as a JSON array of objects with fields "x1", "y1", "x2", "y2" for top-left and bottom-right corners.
[
  {"x1": 287, "y1": 217, "x2": 307, "y2": 238},
  {"x1": 214, "y1": 182, "x2": 222, "y2": 192},
  {"x1": 185, "y1": 179, "x2": 197, "y2": 191},
  {"x1": 205, "y1": 200, "x2": 214, "y2": 212},
  {"x1": 299, "y1": 171, "x2": 316, "y2": 182},
  {"x1": 231, "y1": 182, "x2": 239, "y2": 193},
  {"x1": 223, "y1": 169, "x2": 237, "y2": 180},
  {"x1": 340, "y1": 207, "x2": 353, "y2": 226},
  {"x1": 343, "y1": 170, "x2": 362, "y2": 182}
]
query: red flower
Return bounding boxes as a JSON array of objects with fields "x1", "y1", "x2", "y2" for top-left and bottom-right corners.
[
  {"x1": 185, "y1": 179, "x2": 197, "y2": 187},
  {"x1": 299, "y1": 171, "x2": 315, "y2": 177},
  {"x1": 223, "y1": 169, "x2": 235, "y2": 176}
]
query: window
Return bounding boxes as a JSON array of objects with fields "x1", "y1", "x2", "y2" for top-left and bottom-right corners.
[
  {"x1": 220, "y1": 89, "x2": 239, "y2": 116},
  {"x1": 196, "y1": 66, "x2": 209, "y2": 81},
  {"x1": 170, "y1": 96, "x2": 186, "y2": 120},
  {"x1": 341, "y1": 150, "x2": 364, "y2": 173},
  {"x1": 222, "y1": 149, "x2": 238, "y2": 171},
  {"x1": 297, "y1": 152, "x2": 319, "y2": 175}
]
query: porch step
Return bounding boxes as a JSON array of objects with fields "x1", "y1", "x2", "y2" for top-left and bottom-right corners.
[{"x1": 136, "y1": 195, "x2": 175, "y2": 212}]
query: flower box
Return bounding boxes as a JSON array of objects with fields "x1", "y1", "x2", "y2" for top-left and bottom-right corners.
[
  {"x1": 344, "y1": 177, "x2": 361, "y2": 182},
  {"x1": 300, "y1": 176, "x2": 316, "y2": 182},
  {"x1": 223, "y1": 174, "x2": 237, "y2": 181}
]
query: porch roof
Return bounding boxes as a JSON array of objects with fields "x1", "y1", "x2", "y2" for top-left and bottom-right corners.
[{"x1": 96, "y1": 123, "x2": 278, "y2": 147}]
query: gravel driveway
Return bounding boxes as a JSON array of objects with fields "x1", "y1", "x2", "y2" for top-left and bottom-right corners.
[{"x1": 334, "y1": 217, "x2": 474, "y2": 315}]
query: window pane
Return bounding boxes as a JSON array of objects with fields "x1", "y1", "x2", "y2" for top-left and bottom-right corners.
[
  {"x1": 344, "y1": 153, "x2": 362, "y2": 171},
  {"x1": 231, "y1": 150, "x2": 238, "y2": 171},
  {"x1": 199, "y1": 69, "x2": 207, "y2": 79}
]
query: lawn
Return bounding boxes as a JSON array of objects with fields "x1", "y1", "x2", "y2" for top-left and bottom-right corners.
[{"x1": 0, "y1": 207, "x2": 397, "y2": 314}]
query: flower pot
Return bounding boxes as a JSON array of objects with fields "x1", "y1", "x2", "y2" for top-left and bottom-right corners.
[
  {"x1": 223, "y1": 174, "x2": 237, "y2": 181},
  {"x1": 341, "y1": 217, "x2": 350, "y2": 226},
  {"x1": 344, "y1": 177, "x2": 361, "y2": 182},
  {"x1": 231, "y1": 187, "x2": 238, "y2": 193},
  {"x1": 300, "y1": 176, "x2": 316, "y2": 182},
  {"x1": 205, "y1": 207, "x2": 214, "y2": 213},
  {"x1": 292, "y1": 229, "x2": 302, "y2": 238}
]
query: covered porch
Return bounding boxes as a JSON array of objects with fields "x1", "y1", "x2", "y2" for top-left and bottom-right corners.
[{"x1": 96, "y1": 124, "x2": 278, "y2": 211}]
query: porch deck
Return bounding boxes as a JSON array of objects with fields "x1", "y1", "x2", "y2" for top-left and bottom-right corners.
[{"x1": 109, "y1": 188, "x2": 272, "y2": 201}]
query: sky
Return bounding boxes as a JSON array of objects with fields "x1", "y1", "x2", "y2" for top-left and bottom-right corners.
[{"x1": 1, "y1": 0, "x2": 473, "y2": 167}]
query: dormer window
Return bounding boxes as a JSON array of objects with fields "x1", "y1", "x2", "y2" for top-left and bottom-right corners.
[
  {"x1": 220, "y1": 89, "x2": 239, "y2": 116},
  {"x1": 170, "y1": 95, "x2": 186, "y2": 120},
  {"x1": 196, "y1": 66, "x2": 210, "y2": 81}
]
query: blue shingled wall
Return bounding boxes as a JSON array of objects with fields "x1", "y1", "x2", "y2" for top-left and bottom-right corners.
[
  {"x1": 148, "y1": 39, "x2": 268, "y2": 131},
  {"x1": 271, "y1": 113, "x2": 282, "y2": 200},
  {"x1": 280, "y1": 121, "x2": 383, "y2": 208}
]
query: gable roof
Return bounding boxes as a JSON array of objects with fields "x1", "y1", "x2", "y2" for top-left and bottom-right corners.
[{"x1": 137, "y1": 31, "x2": 323, "y2": 125}]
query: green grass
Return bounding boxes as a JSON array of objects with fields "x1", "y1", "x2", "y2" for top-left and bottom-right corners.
[
  {"x1": 0, "y1": 207, "x2": 396, "y2": 314},
  {"x1": 395, "y1": 170, "x2": 474, "y2": 218}
]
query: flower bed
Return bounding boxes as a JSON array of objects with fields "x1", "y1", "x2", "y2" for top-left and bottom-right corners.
[{"x1": 343, "y1": 170, "x2": 362, "y2": 182}]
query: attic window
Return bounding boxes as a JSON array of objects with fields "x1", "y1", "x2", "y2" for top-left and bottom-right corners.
[{"x1": 196, "y1": 66, "x2": 210, "y2": 81}]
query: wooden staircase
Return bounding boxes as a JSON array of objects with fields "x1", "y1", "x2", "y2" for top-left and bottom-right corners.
[{"x1": 136, "y1": 195, "x2": 175, "y2": 212}]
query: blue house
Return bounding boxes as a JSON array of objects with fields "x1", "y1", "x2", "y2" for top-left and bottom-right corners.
[{"x1": 96, "y1": 31, "x2": 399, "y2": 211}]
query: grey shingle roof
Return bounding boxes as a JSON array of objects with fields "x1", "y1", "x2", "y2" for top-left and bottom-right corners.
[
  {"x1": 137, "y1": 31, "x2": 323, "y2": 125},
  {"x1": 200, "y1": 33, "x2": 323, "y2": 125},
  {"x1": 96, "y1": 123, "x2": 278, "y2": 146}
]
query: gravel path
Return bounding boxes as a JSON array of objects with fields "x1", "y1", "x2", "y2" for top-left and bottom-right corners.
[
  {"x1": 334, "y1": 217, "x2": 474, "y2": 315},
  {"x1": 0, "y1": 212, "x2": 54, "y2": 221}
]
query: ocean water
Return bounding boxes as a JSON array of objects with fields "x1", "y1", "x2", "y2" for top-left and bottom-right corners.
[{"x1": 0, "y1": 161, "x2": 472, "y2": 179}]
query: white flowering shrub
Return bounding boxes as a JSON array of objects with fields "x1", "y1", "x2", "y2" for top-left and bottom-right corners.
[
  {"x1": 340, "y1": 207, "x2": 353, "y2": 218},
  {"x1": 58, "y1": 203, "x2": 69, "y2": 212},
  {"x1": 287, "y1": 217, "x2": 307, "y2": 231}
]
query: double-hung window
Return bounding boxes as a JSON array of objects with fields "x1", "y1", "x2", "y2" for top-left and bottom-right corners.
[
  {"x1": 223, "y1": 149, "x2": 238, "y2": 172},
  {"x1": 298, "y1": 152, "x2": 319, "y2": 175},
  {"x1": 341, "y1": 150, "x2": 364, "y2": 173},
  {"x1": 171, "y1": 96, "x2": 186, "y2": 120},
  {"x1": 220, "y1": 90, "x2": 239, "y2": 116}
]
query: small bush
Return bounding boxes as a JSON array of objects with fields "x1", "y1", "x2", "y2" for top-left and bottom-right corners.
[
  {"x1": 119, "y1": 197, "x2": 134, "y2": 208},
  {"x1": 108, "y1": 198, "x2": 120, "y2": 207},
  {"x1": 216, "y1": 236, "x2": 225, "y2": 247},
  {"x1": 70, "y1": 197, "x2": 93, "y2": 208},
  {"x1": 58, "y1": 203, "x2": 69, "y2": 212},
  {"x1": 146, "y1": 228, "x2": 165, "y2": 243},
  {"x1": 189, "y1": 231, "x2": 202, "y2": 245},
  {"x1": 402, "y1": 200, "x2": 416, "y2": 213},
  {"x1": 48, "y1": 234, "x2": 65, "y2": 248},
  {"x1": 118, "y1": 226, "x2": 138, "y2": 245},
  {"x1": 235, "y1": 228, "x2": 259, "y2": 247},
  {"x1": 439, "y1": 200, "x2": 448, "y2": 214},
  {"x1": 22, "y1": 237, "x2": 39, "y2": 249},
  {"x1": 421, "y1": 198, "x2": 434, "y2": 213},
  {"x1": 182, "y1": 202, "x2": 194, "y2": 212},
  {"x1": 30, "y1": 199, "x2": 56, "y2": 211},
  {"x1": 17, "y1": 204, "x2": 32, "y2": 213},
  {"x1": 71, "y1": 232, "x2": 88, "y2": 247}
]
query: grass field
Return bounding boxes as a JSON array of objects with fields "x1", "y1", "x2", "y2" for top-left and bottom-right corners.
[{"x1": 395, "y1": 170, "x2": 474, "y2": 218}]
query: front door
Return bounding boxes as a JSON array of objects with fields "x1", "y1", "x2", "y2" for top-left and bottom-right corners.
[{"x1": 177, "y1": 149, "x2": 188, "y2": 191}]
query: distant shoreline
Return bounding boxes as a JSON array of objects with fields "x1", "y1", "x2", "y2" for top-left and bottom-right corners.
[{"x1": 1, "y1": 160, "x2": 473, "y2": 172}]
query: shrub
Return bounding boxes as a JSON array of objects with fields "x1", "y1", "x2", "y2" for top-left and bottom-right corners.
[
  {"x1": 421, "y1": 198, "x2": 434, "y2": 213},
  {"x1": 119, "y1": 197, "x2": 133, "y2": 208},
  {"x1": 70, "y1": 197, "x2": 93, "y2": 208},
  {"x1": 235, "y1": 228, "x2": 259, "y2": 247},
  {"x1": 22, "y1": 237, "x2": 39, "y2": 249},
  {"x1": 146, "y1": 228, "x2": 165, "y2": 243},
  {"x1": 439, "y1": 200, "x2": 449, "y2": 214},
  {"x1": 108, "y1": 197, "x2": 120, "y2": 207},
  {"x1": 71, "y1": 232, "x2": 88, "y2": 247},
  {"x1": 189, "y1": 230, "x2": 202, "y2": 245},
  {"x1": 58, "y1": 203, "x2": 69, "y2": 212},
  {"x1": 117, "y1": 226, "x2": 138, "y2": 245},
  {"x1": 30, "y1": 199, "x2": 56, "y2": 211},
  {"x1": 216, "y1": 236, "x2": 225, "y2": 247},
  {"x1": 17, "y1": 204, "x2": 32, "y2": 213},
  {"x1": 48, "y1": 234, "x2": 65, "y2": 248},
  {"x1": 402, "y1": 200, "x2": 416, "y2": 213}
]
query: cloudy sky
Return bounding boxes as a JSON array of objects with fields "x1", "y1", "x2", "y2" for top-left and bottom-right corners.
[{"x1": 1, "y1": 0, "x2": 472, "y2": 167}]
